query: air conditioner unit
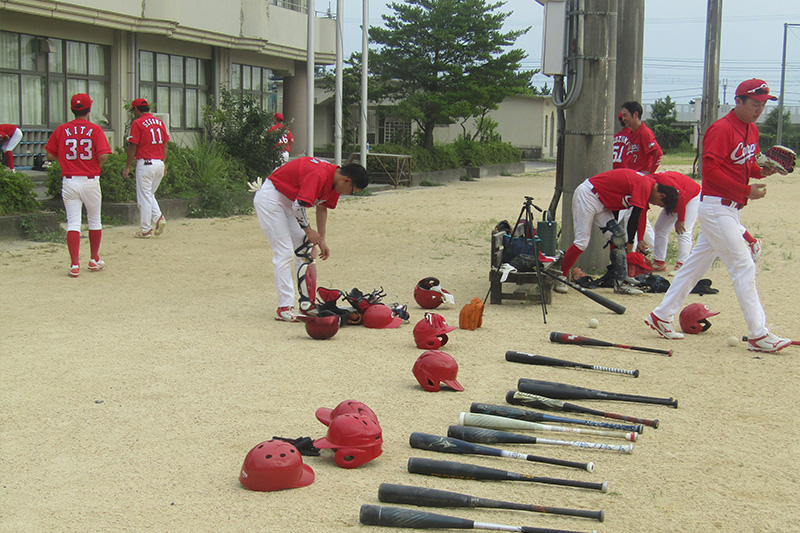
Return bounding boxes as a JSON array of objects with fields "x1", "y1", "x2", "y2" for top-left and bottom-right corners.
[{"x1": 153, "y1": 113, "x2": 170, "y2": 136}]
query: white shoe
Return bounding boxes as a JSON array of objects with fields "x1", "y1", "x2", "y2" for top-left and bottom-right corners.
[
  {"x1": 615, "y1": 282, "x2": 643, "y2": 295},
  {"x1": 747, "y1": 332, "x2": 791, "y2": 353},
  {"x1": 749, "y1": 238, "x2": 762, "y2": 261},
  {"x1": 88, "y1": 259, "x2": 105, "y2": 272},
  {"x1": 275, "y1": 306, "x2": 299, "y2": 322},
  {"x1": 668, "y1": 262, "x2": 683, "y2": 277},
  {"x1": 553, "y1": 275, "x2": 569, "y2": 294},
  {"x1": 154, "y1": 215, "x2": 166, "y2": 236},
  {"x1": 645, "y1": 312, "x2": 684, "y2": 339}
]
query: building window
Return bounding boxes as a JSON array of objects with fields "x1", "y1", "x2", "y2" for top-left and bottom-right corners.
[
  {"x1": 378, "y1": 117, "x2": 412, "y2": 145},
  {"x1": 0, "y1": 30, "x2": 110, "y2": 128},
  {"x1": 270, "y1": 0, "x2": 307, "y2": 13},
  {"x1": 230, "y1": 63, "x2": 278, "y2": 112},
  {"x1": 139, "y1": 50, "x2": 210, "y2": 131}
]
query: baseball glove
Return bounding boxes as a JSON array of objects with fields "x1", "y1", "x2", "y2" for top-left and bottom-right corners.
[
  {"x1": 458, "y1": 297, "x2": 484, "y2": 330},
  {"x1": 756, "y1": 145, "x2": 796, "y2": 175}
]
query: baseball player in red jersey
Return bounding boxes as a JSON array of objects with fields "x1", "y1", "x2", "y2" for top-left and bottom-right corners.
[
  {"x1": 1, "y1": 123, "x2": 23, "y2": 170},
  {"x1": 269, "y1": 112, "x2": 294, "y2": 166},
  {"x1": 619, "y1": 101, "x2": 663, "y2": 174},
  {"x1": 45, "y1": 94, "x2": 112, "y2": 277},
  {"x1": 123, "y1": 98, "x2": 170, "y2": 238},
  {"x1": 611, "y1": 112, "x2": 631, "y2": 169},
  {"x1": 646, "y1": 79, "x2": 791, "y2": 352},
  {"x1": 651, "y1": 171, "x2": 702, "y2": 276},
  {"x1": 251, "y1": 157, "x2": 369, "y2": 321},
  {"x1": 556, "y1": 169, "x2": 678, "y2": 295}
]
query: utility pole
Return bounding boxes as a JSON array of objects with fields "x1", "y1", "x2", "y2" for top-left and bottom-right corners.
[
  {"x1": 614, "y1": 0, "x2": 644, "y2": 112},
  {"x1": 697, "y1": 0, "x2": 722, "y2": 176}
]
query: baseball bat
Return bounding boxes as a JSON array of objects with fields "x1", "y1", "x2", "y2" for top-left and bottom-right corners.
[
  {"x1": 741, "y1": 335, "x2": 800, "y2": 345},
  {"x1": 517, "y1": 378, "x2": 679, "y2": 409},
  {"x1": 506, "y1": 390, "x2": 659, "y2": 429},
  {"x1": 448, "y1": 426, "x2": 634, "y2": 454},
  {"x1": 549, "y1": 331, "x2": 672, "y2": 356},
  {"x1": 470, "y1": 402, "x2": 644, "y2": 434},
  {"x1": 539, "y1": 269, "x2": 625, "y2": 315},
  {"x1": 460, "y1": 412, "x2": 638, "y2": 442},
  {"x1": 360, "y1": 505, "x2": 598, "y2": 533},
  {"x1": 377, "y1": 483, "x2": 605, "y2": 522},
  {"x1": 505, "y1": 350, "x2": 639, "y2": 378},
  {"x1": 407, "y1": 457, "x2": 608, "y2": 493},
  {"x1": 409, "y1": 432, "x2": 594, "y2": 472}
]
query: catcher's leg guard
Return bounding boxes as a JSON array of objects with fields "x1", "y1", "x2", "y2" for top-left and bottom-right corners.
[{"x1": 295, "y1": 238, "x2": 317, "y2": 313}]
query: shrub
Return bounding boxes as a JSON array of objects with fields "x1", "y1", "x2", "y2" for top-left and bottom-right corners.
[{"x1": 0, "y1": 167, "x2": 41, "y2": 215}]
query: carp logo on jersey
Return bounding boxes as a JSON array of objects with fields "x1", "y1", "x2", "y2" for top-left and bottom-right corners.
[
  {"x1": 620, "y1": 194, "x2": 634, "y2": 208},
  {"x1": 730, "y1": 142, "x2": 758, "y2": 166}
]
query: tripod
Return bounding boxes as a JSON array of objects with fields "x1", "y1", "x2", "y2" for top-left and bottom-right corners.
[{"x1": 511, "y1": 196, "x2": 548, "y2": 323}]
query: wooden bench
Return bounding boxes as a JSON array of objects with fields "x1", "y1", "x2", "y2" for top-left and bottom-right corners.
[{"x1": 488, "y1": 231, "x2": 559, "y2": 305}]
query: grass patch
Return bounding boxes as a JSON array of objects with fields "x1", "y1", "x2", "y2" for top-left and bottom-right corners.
[{"x1": 419, "y1": 180, "x2": 444, "y2": 187}]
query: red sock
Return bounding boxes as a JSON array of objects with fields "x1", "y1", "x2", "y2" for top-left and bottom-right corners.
[
  {"x1": 561, "y1": 244, "x2": 583, "y2": 277},
  {"x1": 4, "y1": 151, "x2": 13, "y2": 170},
  {"x1": 67, "y1": 231, "x2": 80, "y2": 266},
  {"x1": 742, "y1": 230, "x2": 756, "y2": 244},
  {"x1": 89, "y1": 229, "x2": 102, "y2": 261}
]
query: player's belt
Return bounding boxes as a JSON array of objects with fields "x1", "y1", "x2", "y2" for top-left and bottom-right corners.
[
  {"x1": 139, "y1": 158, "x2": 162, "y2": 165},
  {"x1": 63, "y1": 175, "x2": 97, "y2": 179},
  {"x1": 700, "y1": 194, "x2": 741, "y2": 210}
]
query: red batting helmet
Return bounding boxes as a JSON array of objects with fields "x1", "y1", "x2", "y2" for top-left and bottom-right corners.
[
  {"x1": 412, "y1": 350, "x2": 464, "y2": 392},
  {"x1": 414, "y1": 277, "x2": 453, "y2": 309},
  {"x1": 679, "y1": 303, "x2": 720, "y2": 334},
  {"x1": 313, "y1": 414, "x2": 383, "y2": 469},
  {"x1": 363, "y1": 304, "x2": 402, "y2": 329},
  {"x1": 413, "y1": 312, "x2": 457, "y2": 350},
  {"x1": 315, "y1": 399, "x2": 379, "y2": 427},
  {"x1": 299, "y1": 313, "x2": 340, "y2": 339},
  {"x1": 239, "y1": 439, "x2": 315, "y2": 492}
]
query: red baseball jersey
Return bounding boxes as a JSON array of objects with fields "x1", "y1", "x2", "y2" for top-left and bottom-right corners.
[
  {"x1": 45, "y1": 119, "x2": 111, "y2": 176},
  {"x1": 589, "y1": 169, "x2": 655, "y2": 241},
  {"x1": 268, "y1": 156, "x2": 340, "y2": 209},
  {"x1": 612, "y1": 127, "x2": 631, "y2": 169},
  {"x1": 622, "y1": 123, "x2": 662, "y2": 173},
  {"x1": 653, "y1": 171, "x2": 701, "y2": 222},
  {"x1": 269, "y1": 123, "x2": 294, "y2": 152},
  {"x1": 0, "y1": 123, "x2": 18, "y2": 140},
  {"x1": 127, "y1": 113, "x2": 169, "y2": 159},
  {"x1": 701, "y1": 110, "x2": 762, "y2": 206}
]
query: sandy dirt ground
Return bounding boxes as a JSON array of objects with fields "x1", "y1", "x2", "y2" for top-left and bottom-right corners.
[{"x1": 1, "y1": 164, "x2": 798, "y2": 533}]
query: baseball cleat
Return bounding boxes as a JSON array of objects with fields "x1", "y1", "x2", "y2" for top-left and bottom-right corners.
[
  {"x1": 275, "y1": 306, "x2": 300, "y2": 322},
  {"x1": 668, "y1": 262, "x2": 683, "y2": 276},
  {"x1": 747, "y1": 332, "x2": 791, "y2": 353},
  {"x1": 68, "y1": 264, "x2": 80, "y2": 278},
  {"x1": 645, "y1": 312, "x2": 684, "y2": 339},
  {"x1": 154, "y1": 215, "x2": 166, "y2": 236},
  {"x1": 553, "y1": 275, "x2": 569, "y2": 294},
  {"x1": 88, "y1": 259, "x2": 105, "y2": 272},
  {"x1": 651, "y1": 260, "x2": 667, "y2": 272},
  {"x1": 134, "y1": 229, "x2": 153, "y2": 238},
  {"x1": 749, "y1": 238, "x2": 762, "y2": 261},
  {"x1": 615, "y1": 282, "x2": 643, "y2": 295}
]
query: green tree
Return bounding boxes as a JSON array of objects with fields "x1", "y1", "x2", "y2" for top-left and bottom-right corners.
[
  {"x1": 759, "y1": 105, "x2": 793, "y2": 135},
  {"x1": 369, "y1": 0, "x2": 533, "y2": 149},
  {"x1": 647, "y1": 95, "x2": 691, "y2": 151},
  {"x1": 648, "y1": 95, "x2": 678, "y2": 128}
]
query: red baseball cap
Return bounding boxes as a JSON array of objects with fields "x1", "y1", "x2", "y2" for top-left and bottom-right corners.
[
  {"x1": 131, "y1": 98, "x2": 149, "y2": 108},
  {"x1": 735, "y1": 79, "x2": 777, "y2": 102},
  {"x1": 70, "y1": 94, "x2": 93, "y2": 112},
  {"x1": 274, "y1": 112, "x2": 284, "y2": 122}
]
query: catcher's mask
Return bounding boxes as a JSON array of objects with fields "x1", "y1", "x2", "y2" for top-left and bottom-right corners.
[
  {"x1": 363, "y1": 304, "x2": 402, "y2": 329},
  {"x1": 413, "y1": 312, "x2": 457, "y2": 349},
  {"x1": 315, "y1": 400, "x2": 379, "y2": 427},
  {"x1": 414, "y1": 277, "x2": 453, "y2": 309},
  {"x1": 239, "y1": 440, "x2": 315, "y2": 492},
  {"x1": 679, "y1": 303, "x2": 720, "y2": 334},
  {"x1": 412, "y1": 350, "x2": 464, "y2": 392},
  {"x1": 299, "y1": 314, "x2": 340, "y2": 339},
  {"x1": 313, "y1": 414, "x2": 383, "y2": 469}
]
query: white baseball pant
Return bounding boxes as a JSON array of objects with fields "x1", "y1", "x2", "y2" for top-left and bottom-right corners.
[
  {"x1": 135, "y1": 159, "x2": 165, "y2": 232},
  {"x1": 253, "y1": 180, "x2": 306, "y2": 308},
  {"x1": 572, "y1": 180, "x2": 617, "y2": 250},
  {"x1": 653, "y1": 195, "x2": 700, "y2": 264},
  {"x1": 652, "y1": 196, "x2": 767, "y2": 337},
  {"x1": 2, "y1": 127, "x2": 22, "y2": 153},
  {"x1": 62, "y1": 176, "x2": 102, "y2": 232}
]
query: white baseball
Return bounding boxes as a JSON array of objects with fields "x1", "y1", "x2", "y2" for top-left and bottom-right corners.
[
  {"x1": 588, "y1": 318, "x2": 599, "y2": 329},
  {"x1": 727, "y1": 336, "x2": 739, "y2": 347}
]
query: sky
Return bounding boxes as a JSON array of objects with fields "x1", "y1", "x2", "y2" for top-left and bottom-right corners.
[{"x1": 335, "y1": 0, "x2": 800, "y2": 106}]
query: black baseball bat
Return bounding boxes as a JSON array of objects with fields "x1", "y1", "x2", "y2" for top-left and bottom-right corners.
[
  {"x1": 377, "y1": 483, "x2": 605, "y2": 522},
  {"x1": 517, "y1": 379, "x2": 678, "y2": 408},
  {"x1": 447, "y1": 426, "x2": 634, "y2": 454},
  {"x1": 506, "y1": 390, "x2": 659, "y2": 429},
  {"x1": 360, "y1": 505, "x2": 598, "y2": 533},
  {"x1": 407, "y1": 457, "x2": 608, "y2": 492},
  {"x1": 470, "y1": 402, "x2": 644, "y2": 433},
  {"x1": 409, "y1": 432, "x2": 593, "y2": 472},
  {"x1": 506, "y1": 350, "x2": 639, "y2": 377},
  {"x1": 549, "y1": 332, "x2": 672, "y2": 356},
  {"x1": 539, "y1": 269, "x2": 625, "y2": 315}
]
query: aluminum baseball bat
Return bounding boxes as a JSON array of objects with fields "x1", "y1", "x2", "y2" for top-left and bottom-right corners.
[
  {"x1": 505, "y1": 350, "x2": 639, "y2": 377},
  {"x1": 460, "y1": 412, "x2": 638, "y2": 442},
  {"x1": 407, "y1": 457, "x2": 608, "y2": 493},
  {"x1": 377, "y1": 484, "x2": 605, "y2": 522},
  {"x1": 470, "y1": 402, "x2": 644, "y2": 433},
  {"x1": 506, "y1": 390, "x2": 659, "y2": 428},
  {"x1": 538, "y1": 269, "x2": 626, "y2": 315},
  {"x1": 549, "y1": 331, "x2": 672, "y2": 356},
  {"x1": 448, "y1": 426, "x2": 634, "y2": 454},
  {"x1": 360, "y1": 505, "x2": 598, "y2": 533},
  {"x1": 409, "y1": 432, "x2": 593, "y2": 472},
  {"x1": 517, "y1": 378, "x2": 679, "y2": 408}
]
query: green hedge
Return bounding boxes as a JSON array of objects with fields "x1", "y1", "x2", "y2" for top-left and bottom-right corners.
[
  {"x1": 0, "y1": 167, "x2": 41, "y2": 215},
  {"x1": 363, "y1": 139, "x2": 521, "y2": 173}
]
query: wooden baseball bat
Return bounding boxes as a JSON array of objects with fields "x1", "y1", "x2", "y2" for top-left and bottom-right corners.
[
  {"x1": 517, "y1": 378, "x2": 679, "y2": 409},
  {"x1": 506, "y1": 391, "x2": 659, "y2": 429},
  {"x1": 447, "y1": 426, "x2": 634, "y2": 454},
  {"x1": 470, "y1": 402, "x2": 644, "y2": 433},
  {"x1": 407, "y1": 457, "x2": 608, "y2": 492},
  {"x1": 549, "y1": 331, "x2": 673, "y2": 356},
  {"x1": 409, "y1": 432, "x2": 594, "y2": 472},
  {"x1": 377, "y1": 483, "x2": 605, "y2": 522},
  {"x1": 460, "y1": 412, "x2": 638, "y2": 442},
  {"x1": 505, "y1": 350, "x2": 639, "y2": 377},
  {"x1": 360, "y1": 505, "x2": 598, "y2": 533},
  {"x1": 538, "y1": 269, "x2": 625, "y2": 315}
]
